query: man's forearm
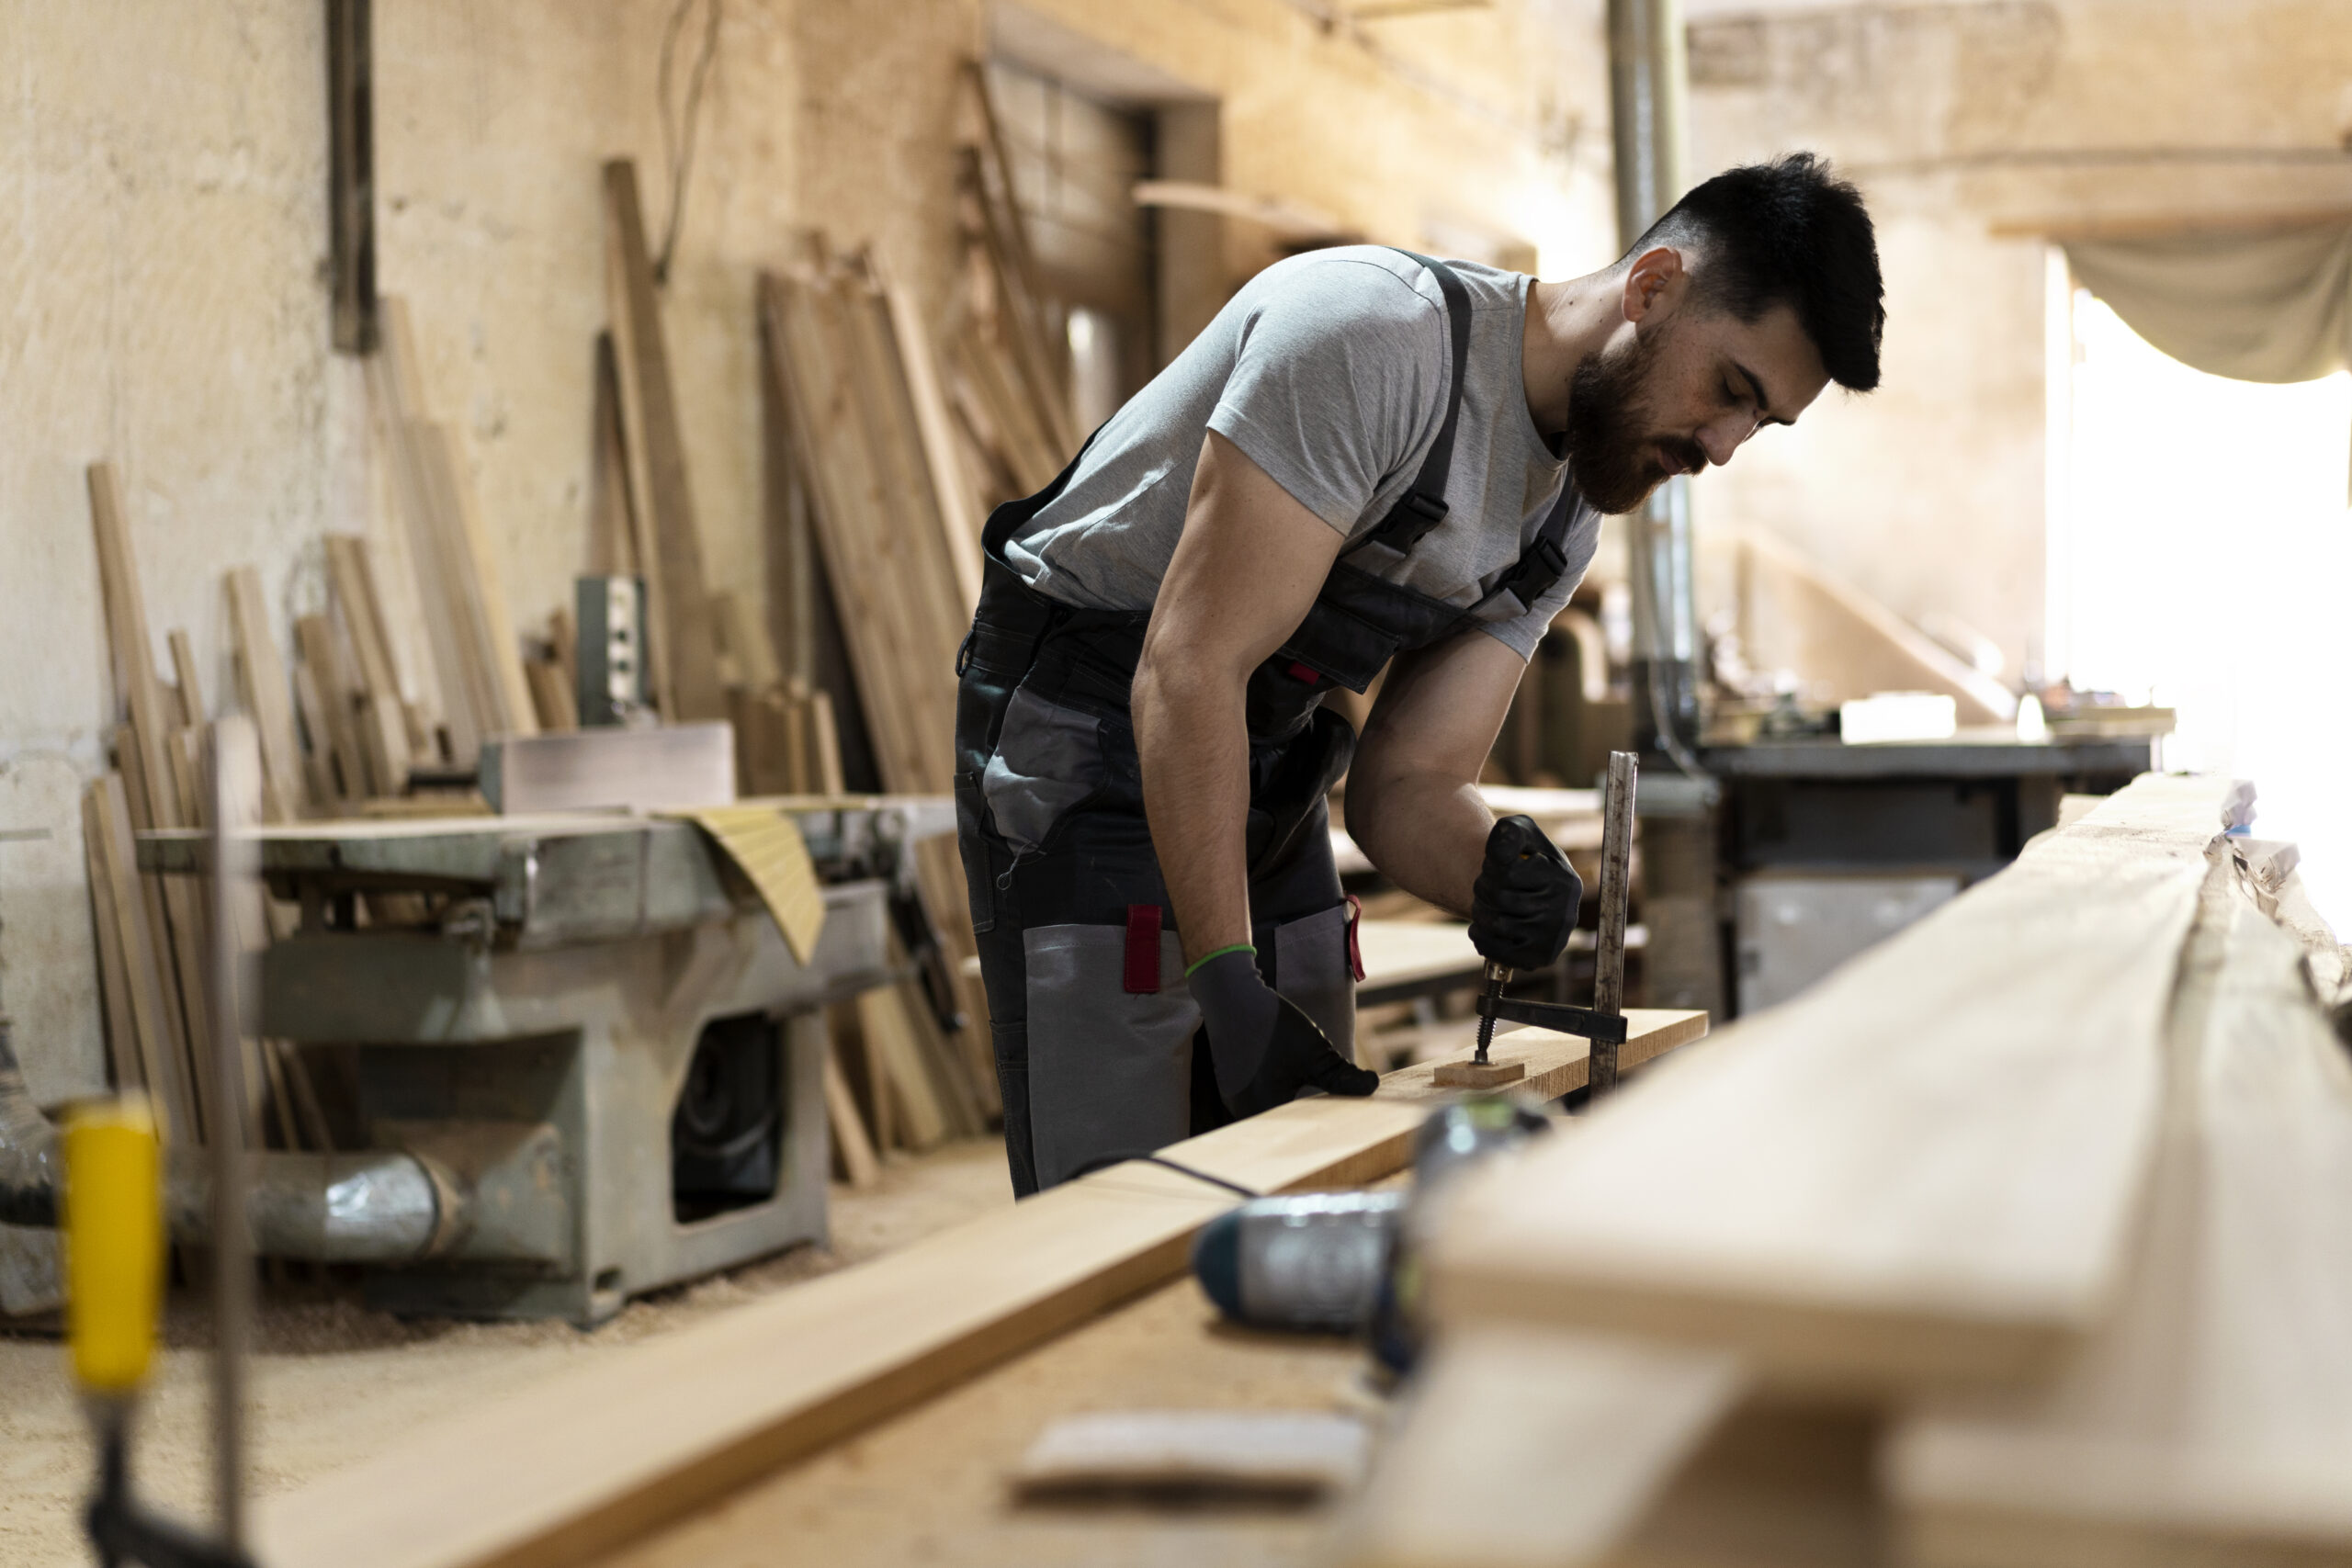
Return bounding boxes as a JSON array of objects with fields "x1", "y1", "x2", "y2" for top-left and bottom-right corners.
[
  {"x1": 1133, "y1": 655, "x2": 1256, "y2": 966},
  {"x1": 1348, "y1": 774, "x2": 1492, "y2": 918}
]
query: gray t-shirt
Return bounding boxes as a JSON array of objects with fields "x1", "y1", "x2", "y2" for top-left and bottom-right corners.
[{"x1": 1003, "y1": 247, "x2": 1600, "y2": 660}]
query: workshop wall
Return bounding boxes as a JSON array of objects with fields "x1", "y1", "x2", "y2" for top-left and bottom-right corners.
[
  {"x1": 1687, "y1": 0, "x2": 2352, "y2": 686},
  {"x1": 0, "y1": 0, "x2": 1606, "y2": 1100}
]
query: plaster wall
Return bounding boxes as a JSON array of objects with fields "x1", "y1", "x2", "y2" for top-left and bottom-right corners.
[
  {"x1": 0, "y1": 0, "x2": 1606, "y2": 1101},
  {"x1": 1686, "y1": 0, "x2": 2352, "y2": 682}
]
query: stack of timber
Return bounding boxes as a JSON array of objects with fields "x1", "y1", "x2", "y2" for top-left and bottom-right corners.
[
  {"x1": 250, "y1": 1010, "x2": 1708, "y2": 1568},
  {"x1": 1340, "y1": 772, "x2": 2352, "y2": 1567},
  {"x1": 944, "y1": 60, "x2": 1080, "y2": 511},
  {"x1": 83, "y1": 464, "x2": 328, "y2": 1157},
  {"x1": 760, "y1": 238, "x2": 1002, "y2": 1142},
  {"x1": 370, "y1": 294, "x2": 538, "y2": 766}
]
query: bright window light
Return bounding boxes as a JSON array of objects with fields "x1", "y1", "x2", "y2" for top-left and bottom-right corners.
[{"x1": 2060, "y1": 289, "x2": 2352, "y2": 921}]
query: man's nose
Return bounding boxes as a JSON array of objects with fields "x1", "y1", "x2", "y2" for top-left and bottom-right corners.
[{"x1": 1696, "y1": 419, "x2": 1745, "y2": 467}]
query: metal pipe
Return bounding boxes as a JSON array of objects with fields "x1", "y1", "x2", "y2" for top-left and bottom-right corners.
[
  {"x1": 1609, "y1": 0, "x2": 1711, "y2": 780},
  {"x1": 0, "y1": 1021, "x2": 458, "y2": 1262}
]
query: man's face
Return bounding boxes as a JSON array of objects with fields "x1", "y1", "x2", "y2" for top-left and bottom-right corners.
[{"x1": 1566, "y1": 288, "x2": 1832, "y2": 515}]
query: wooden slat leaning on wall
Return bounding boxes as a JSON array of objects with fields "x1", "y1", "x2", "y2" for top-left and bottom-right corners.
[
  {"x1": 225, "y1": 565, "x2": 311, "y2": 822},
  {"x1": 253, "y1": 1012, "x2": 1706, "y2": 1568},
  {"x1": 1426, "y1": 773, "x2": 2231, "y2": 1397},
  {"x1": 603, "y1": 158, "x2": 727, "y2": 725}
]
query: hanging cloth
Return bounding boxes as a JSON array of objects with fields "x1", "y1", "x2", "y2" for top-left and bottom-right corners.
[{"x1": 2064, "y1": 217, "x2": 2352, "y2": 499}]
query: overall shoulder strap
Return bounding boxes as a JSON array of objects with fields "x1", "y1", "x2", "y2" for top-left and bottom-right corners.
[
  {"x1": 1354, "y1": 251, "x2": 1473, "y2": 557},
  {"x1": 1468, "y1": 479, "x2": 1583, "y2": 621}
]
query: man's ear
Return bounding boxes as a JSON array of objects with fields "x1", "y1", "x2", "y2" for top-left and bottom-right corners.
[{"x1": 1621, "y1": 245, "x2": 1688, "y2": 326}]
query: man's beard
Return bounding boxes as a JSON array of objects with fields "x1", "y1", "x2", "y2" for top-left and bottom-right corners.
[{"x1": 1562, "y1": 330, "x2": 1705, "y2": 515}]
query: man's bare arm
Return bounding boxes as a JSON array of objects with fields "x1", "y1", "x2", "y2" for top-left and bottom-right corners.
[
  {"x1": 1344, "y1": 629, "x2": 1527, "y2": 916},
  {"x1": 1134, "y1": 433, "x2": 1345, "y2": 966}
]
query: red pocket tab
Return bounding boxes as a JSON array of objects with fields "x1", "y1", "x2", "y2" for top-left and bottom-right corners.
[{"x1": 1124, "y1": 904, "x2": 1163, "y2": 993}]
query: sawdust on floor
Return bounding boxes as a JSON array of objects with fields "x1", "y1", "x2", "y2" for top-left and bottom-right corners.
[{"x1": 0, "y1": 1137, "x2": 1013, "y2": 1568}]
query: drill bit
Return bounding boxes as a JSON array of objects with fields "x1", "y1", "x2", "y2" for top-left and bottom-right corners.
[{"x1": 1474, "y1": 960, "x2": 1510, "y2": 1064}]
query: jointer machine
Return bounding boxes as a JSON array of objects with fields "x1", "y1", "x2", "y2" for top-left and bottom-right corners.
[{"x1": 139, "y1": 800, "x2": 950, "y2": 1325}]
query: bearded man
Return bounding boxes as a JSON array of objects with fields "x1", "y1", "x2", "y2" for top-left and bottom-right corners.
[{"x1": 954, "y1": 153, "x2": 1884, "y2": 1195}]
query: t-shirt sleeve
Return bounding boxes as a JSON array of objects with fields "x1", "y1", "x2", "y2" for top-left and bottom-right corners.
[
  {"x1": 1204, "y1": 261, "x2": 1449, "y2": 536},
  {"x1": 1472, "y1": 502, "x2": 1605, "y2": 661}
]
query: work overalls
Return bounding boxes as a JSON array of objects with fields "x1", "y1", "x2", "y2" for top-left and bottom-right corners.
[{"x1": 954, "y1": 254, "x2": 1585, "y2": 1196}]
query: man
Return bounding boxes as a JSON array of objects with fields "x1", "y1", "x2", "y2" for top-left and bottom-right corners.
[{"x1": 955, "y1": 153, "x2": 1883, "y2": 1195}]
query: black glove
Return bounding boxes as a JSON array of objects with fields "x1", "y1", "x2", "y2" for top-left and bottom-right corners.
[
  {"x1": 1469, "y1": 814, "x2": 1583, "y2": 969},
  {"x1": 1187, "y1": 949, "x2": 1379, "y2": 1117}
]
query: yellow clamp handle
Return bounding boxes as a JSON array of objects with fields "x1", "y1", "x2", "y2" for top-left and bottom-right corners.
[{"x1": 64, "y1": 1098, "x2": 162, "y2": 1397}]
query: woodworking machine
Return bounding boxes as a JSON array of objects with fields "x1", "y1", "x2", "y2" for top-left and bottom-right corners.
[{"x1": 141, "y1": 802, "x2": 944, "y2": 1325}]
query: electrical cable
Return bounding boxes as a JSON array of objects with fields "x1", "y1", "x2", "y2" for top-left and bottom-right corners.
[
  {"x1": 1065, "y1": 1148, "x2": 1265, "y2": 1201},
  {"x1": 654, "y1": 0, "x2": 722, "y2": 288}
]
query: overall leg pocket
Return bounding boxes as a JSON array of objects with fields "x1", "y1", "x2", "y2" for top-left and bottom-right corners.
[
  {"x1": 1272, "y1": 903, "x2": 1358, "y2": 1067},
  {"x1": 980, "y1": 686, "x2": 1106, "y2": 857},
  {"x1": 1023, "y1": 922, "x2": 1197, "y2": 1189}
]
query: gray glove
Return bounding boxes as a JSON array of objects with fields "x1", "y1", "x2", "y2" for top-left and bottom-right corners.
[{"x1": 1187, "y1": 949, "x2": 1379, "y2": 1117}]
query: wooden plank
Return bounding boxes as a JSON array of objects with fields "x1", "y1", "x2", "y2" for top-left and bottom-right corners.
[
  {"x1": 526, "y1": 659, "x2": 579, "y2": 732},
  {"x1": 872, "y1": 260, "x2": 982, "y2": 610},
  {"x1": 853, "y1": 986, "x2": 949, "y2": 1150},
  {"x1": 710, "y1": 592, "x2": 780, "y2": 692},
  {"x1": 88, "y1": 464, "x2": 179, "y2": 833},
  {"x1": 297, "y1": 614, "x2": 369, "y2": 806},
  {"x1": 758, "y1": 267, "x2": 963, "y2": 795},
  {"x1": 82, "y1": 785, "x2": 145, "y2": 1098},
  {"x1": 167, "y1": 629, "x2": 205, "y2": 728},
  {"x1": 1889, "y1": 855, "x2": 2352, "y2": 1566},
  {"x1": 406, "y1": 422, "x2": 537, "y2": 739},
  {"x1": 603, "y1": 159, "x2": 726, "y2": 724},
  {"x1": 254, "y1": 1010, "x2": 1706, "y2": 1568},
  {"x1": 1427, "y1": 773, "x2": 2226, "y2": 1396},
  {"x1": 326, "y1": 535, "x2": 414, "y2": 793},
  {"x1": 290, "y1": 660, "x2": 347, "y2": 811},
  {"x1": 588, "y1": 332, "x2": 639, "y2": 578},
  {"x1": 822, "y1": 1049, "x2": 879, "y2": 1190},
  {"x1": 1335, "y1": 1326, "x2": 1743, "y2": 1568},
  {"x1": 89, "y1": 776, "x2": 192, "y2": 1146},
  {"x1": 372, "y1": 298, "x2": 481, "y2": 765},
  {"x1": 225, "y1": 567, "x2": 309, "y2": 823}
]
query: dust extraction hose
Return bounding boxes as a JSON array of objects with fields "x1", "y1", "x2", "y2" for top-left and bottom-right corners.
[{"x1": 0, "y1": 1021, "x2": 458, "y2": 1262}]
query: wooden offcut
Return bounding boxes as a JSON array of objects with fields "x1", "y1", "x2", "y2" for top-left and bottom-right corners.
[
  {"x1": 254, "y1": 1012, "x2": 1707, "y2": 1568},
  {"x1": 1426, "y1": 773, "x2": 2228, "y2": 1395},
  {"x1": 1432, "y1": 1060, "x2": 1525, "y2": 1089}
]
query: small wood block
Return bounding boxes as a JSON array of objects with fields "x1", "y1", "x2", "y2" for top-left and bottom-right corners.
[{"x1": 1433, "y1": 1059, "x2": 1528, "y2": 1089}]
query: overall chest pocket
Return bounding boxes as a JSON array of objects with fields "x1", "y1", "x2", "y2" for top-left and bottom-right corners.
[{"x1": 979, "y1": 685, "x2": 1109, "y2": 857}]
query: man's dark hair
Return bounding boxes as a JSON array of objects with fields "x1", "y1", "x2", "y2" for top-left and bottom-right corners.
[{"x1": 1633, "y1": 152, "x2": 1884, "y2": 392}]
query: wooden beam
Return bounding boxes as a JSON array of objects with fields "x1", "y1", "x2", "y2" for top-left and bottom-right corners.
[
  {"x1": 86, "y1": 776, "x2": 192, "y2": 1145},
  {"x1": 225, "y1": 567, "x2": 310, "y2": 823},
  {"x1": 1427, "y1": 773, "x2": 2225, "y2": 1396},
  {"x1": 254, "y1": 1010, "x2": 1706, "y2": 1568},
  {"x1": 325, "y1": 0, "x2": 378, "y2": 353},
  {"x1": 603, "y1": 159, "x2": 726, "y2": 724},
  {"x1": 1889, "y1": 854, "x2": 2352, "y2": 1565}
]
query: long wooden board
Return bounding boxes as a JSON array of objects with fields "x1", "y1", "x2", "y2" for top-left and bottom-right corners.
[
  {"x1": 254, "y1": 1010, "x2": 1705, "y2": 1568},
  {"x1": 225, "y1": 566, "x2": 311, "y2": 822},
  {"x1": 603, "y1": 159, "x2": 725, "y2": 724},
  {"x1": 1426, "y1": 773, "x2": 2226, "y2": 1395},
  {"x1": 1889, "y1": 853, "x2": 2352, "y2": 1565}
]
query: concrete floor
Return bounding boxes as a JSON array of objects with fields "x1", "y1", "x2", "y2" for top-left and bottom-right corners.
[{"x1": 0, "y1": 1138, "x2": 1014, "y2": 1568}]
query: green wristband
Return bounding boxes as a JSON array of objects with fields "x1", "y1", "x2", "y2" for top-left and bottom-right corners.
[{"x1": 1183, "y1": 942, "x2": 1257, "y2": 977}]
